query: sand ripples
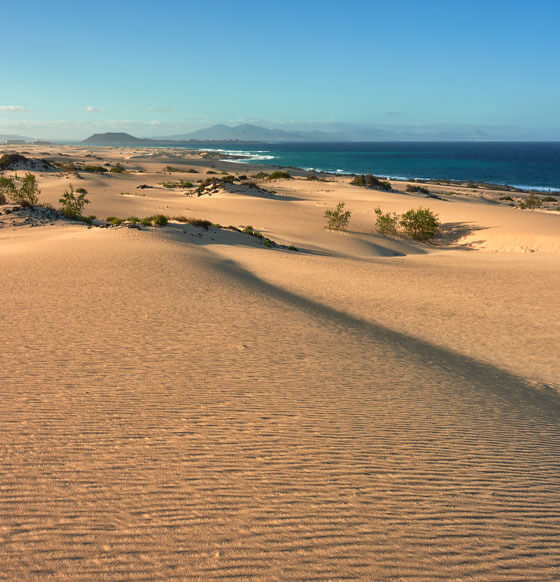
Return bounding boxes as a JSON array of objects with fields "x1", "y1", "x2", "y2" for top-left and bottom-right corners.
[{"x1": 1, "y1": 228, "x2": 559, "y2": 580}]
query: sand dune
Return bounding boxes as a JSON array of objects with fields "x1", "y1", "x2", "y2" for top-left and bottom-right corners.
[{"x1": 1, "y1": 146, "x2": 559, "y2": 580}]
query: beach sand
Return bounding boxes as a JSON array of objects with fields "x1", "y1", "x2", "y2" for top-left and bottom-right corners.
[{"x1": 1, "y1": 145, "x2": 559, "y2": 579}]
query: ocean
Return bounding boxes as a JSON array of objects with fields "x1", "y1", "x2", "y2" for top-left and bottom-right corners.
[{"x1": 184, "y1": 142, "x2": 560, "y2": 192}]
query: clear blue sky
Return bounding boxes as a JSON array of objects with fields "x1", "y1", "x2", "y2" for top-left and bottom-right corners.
[{"x1": 2, "y1": 0, "x2": 559, "y2": 138}]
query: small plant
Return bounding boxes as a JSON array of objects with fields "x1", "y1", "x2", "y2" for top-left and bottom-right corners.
[
  {"x1": 399, "y1": 208, "x2": 440, "y2": 241},
  {"x1": 267, "y1": 171, "x2": 292, "y2": 180},
  {"x1": 541, "y1": 196, "x2": 558, "y2": 203},
  {"x1": 152, "y1": 214, "x2": 168, "y2": 227},
  {"x1": 186, "y1": 168, "x2": 199, "y2": 173},
  {"x1": 324, "y1": 201, "x2": 351, "y2": 230},
  {"x1": 59, "y1": 184, "x2": 89, "y2": 218},
  {"x1": 82, "y1": 165, "x2": 107, "y2": 173},
  {"x1": 140, "y1": 217, "x2": 152, "y2": 226},
  {"x1": 499, "y1": 195, "x2": 514, "y2": 201},
  {"x1": 351, "y1": 174, "x2": 392, "y2": 191},
  {"x1": 207, "y1": 170, "x2": 218, "y2": 174},
  {"x1": 374, "y1": 207, "x2": 399, "y2": 236},
  {"x1": 288, "y1": 245, "x2": 299, "y2": 251},
  {"x1": 127, "y1": 216, "x2": 139, "y2": 225},
  {"x1": 251, "y1": 172, "x2": 269, "y2": 179},
  {"x1": 110, "y1": 162, "x2": 127, "y2": 173},
  {"x1": 238, "y1": 174, "x2": 247, "y2": 180}
]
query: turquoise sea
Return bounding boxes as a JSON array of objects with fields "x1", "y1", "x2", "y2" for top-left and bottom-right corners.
[{"x1": 184, "y1": 142, "x2": 560, "y2": 192}]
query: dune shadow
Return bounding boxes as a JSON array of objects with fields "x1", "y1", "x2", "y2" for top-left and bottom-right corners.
[
  {"x1": 206, "y1": 252, "x2": 560, "y2": 414},
  {"x1": 435, "y1": 221, "x2": 490, "y2": 250}
]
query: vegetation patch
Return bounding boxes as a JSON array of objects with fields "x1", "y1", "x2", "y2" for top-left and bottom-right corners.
[
  {"x1": 82, "y1": 165, "x2": 108, "y2": 173},
  {"x1": 161, "y1": 180, "x2": 194, "y2": 188},
  {"x1": 110, "y1": 162, "x2": 127, "y2": 173},
  {"x1": 406, "y1": 184, "x2": 430, "y2": 194},
  {"x1": 173, "y1": 216, "x2": 212, "y2": 229},
  {"x1": 351, "y1": 174, "x2": 392, "y2": 191},
  {"x1": 267, "y1": 171, "x2": 292, "y2": 180}
]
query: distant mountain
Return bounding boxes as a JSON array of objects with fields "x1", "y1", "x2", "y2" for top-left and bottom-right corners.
[
  {"x1": 161, "y1": 123, "x2": 333, "y2": 142},
  {"x1": 81, "y1": 132, "x2": 159, "y2": 146}
]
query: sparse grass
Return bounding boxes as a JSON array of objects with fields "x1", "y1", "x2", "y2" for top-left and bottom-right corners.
[
  {"x1": 324, "y1": 201, "x2": 351, "y2": 230},
  {"x1": 306, "y1": 174, "x2": 329, "y2": 182},
  {"x1": 140, "y1": 217, "x2": 152, "y2": 226},
  {"x1": 541, "y1": 196, "x2": 558, "y2": 203},
  {"x1": 251, "y1": 172, "x2": 269, "y2": 179},
  {"x1": 82, "y1": 165, "x2": 108, "y2": 173},
  {"x1": 499, "y1": 196, "x2": 514, "y2": 201},
  {"x1": 127, "y1": 216, "x2": 139, "y2": 225},
  {"x1": 161, "y1": 180, "x2": 194, "y2": 188},
  {"x1": 106, "y1": 216, "x2": 124, "y2": 225},
  {"x1": 406, "y1": 184, "x2": 430, "y2": 194},
  {"x1": 173, "y1": 216, "x2": 212, "y2": 229}
]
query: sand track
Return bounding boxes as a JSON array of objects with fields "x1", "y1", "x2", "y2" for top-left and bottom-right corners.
[{"x1": 1, "y1": 226, "x2": 559, "y2": 580}]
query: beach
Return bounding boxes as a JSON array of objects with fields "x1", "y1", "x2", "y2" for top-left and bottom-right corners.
[{"x1": 1, "y1": 144, "x2": 559, "y2": 580}]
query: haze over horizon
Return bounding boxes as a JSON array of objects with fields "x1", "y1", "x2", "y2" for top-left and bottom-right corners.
[{"x1": 2, "y1": 0, "x2": 560, "y2": 140}]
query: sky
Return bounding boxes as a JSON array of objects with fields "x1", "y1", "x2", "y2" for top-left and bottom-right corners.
[{"x1": 2, "y1": 0, "x2": 559, "y2": 139}]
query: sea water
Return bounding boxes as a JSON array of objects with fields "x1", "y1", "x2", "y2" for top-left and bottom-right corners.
[{"x1": 184, "y1": 142, "x2": 560, "y2": 192}]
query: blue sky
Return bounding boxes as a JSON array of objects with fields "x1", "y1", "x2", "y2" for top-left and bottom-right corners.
[{"x1": 2, "y1": 0, "x2": 559, "y2": 139}]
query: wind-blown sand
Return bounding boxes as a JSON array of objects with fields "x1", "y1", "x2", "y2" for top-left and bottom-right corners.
[{"x1": 1, "y1": 145, "x2": 559, "y2": 580}]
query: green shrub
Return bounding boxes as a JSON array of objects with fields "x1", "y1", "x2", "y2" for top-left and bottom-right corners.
[
  {"x1": 3, "y1": 173, "x2": 41, "y2": 205},
  {"x1": 267, "y1": 171, "x2": 292, "y2": 180},
  {"x1": 518, "y1": 192, "x2": 543, "y2": 209},
  {"x1": 207, "y1": 170, "x2": 218, "y2": 174},
  {"x1": 399, "y1": 208, "x2": 440, "y2": 241},
  {"x1": 83, "y1": 165, "x2": 107, "y2": 173},
  {"x1": 110, "y1": 162, "x2": 127, "y2": 173},
  {"x1": 0, "y1": 176, "x2": 15, "y2": 203},
  {"x1": 186, "y1": 168, "x2": 199, "y2": 173},
  {"x1": 499, "y1": 195, "x2": 514, "y2": 201},
  {"x1": 406, "y1": 184, "x2": 430, "y2": 194},
  {"x1": 540, "y1": 196, "x2": 557, "y2": 203},
  {"x1": 351, "y1": 174, "x2": 392, "y2": 191},
  {"x1": 127, "y1": 216, "x2": 139, "y2": 224},
  {"x1": 237, "y1": 174, "x2": 247, "y2": 180},
  {"x1": 140, "y1": 217, "x2": 152, "y2": 226},
  {"x1": 324, "y1": 201, "x2": 351, "y2": 230},
  {"x1": 251, "y1": 172, "x2": 269, "y2": 179},
  {"x1": 59, "y1": 184, "x2": 89, "y2": 218},
  {"x1": 288, "y1": 245, "x2": 299, "y2": 251},
  {"x1": 374, "y1": 207, "x2": 399, "y2": 236},
  {"x1": 152, "y1": 214, "x2": 168, "y2": 227}
]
